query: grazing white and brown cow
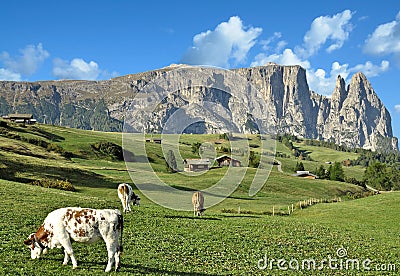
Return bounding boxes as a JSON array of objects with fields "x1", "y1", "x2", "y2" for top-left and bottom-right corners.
[
  {"x1": 192, "y1": 191, "x2": 205, "y2": 216},
  {"x1": 24, "y1": 207, "x2": 123, "y2": 272},
  {"x1": 118, "y1": 183, "x2": 140, "y2": 213}
]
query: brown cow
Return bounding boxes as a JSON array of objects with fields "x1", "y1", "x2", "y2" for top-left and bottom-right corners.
[
  {"x1": 24, "y1": 207, "x2": 123, "y2": 272},
  {"x1": 118, "y1": 183, "x2": 140, "y2": 212},
  {"x1": 192, "y1": 191, "x2": 205, "y2": 216}
]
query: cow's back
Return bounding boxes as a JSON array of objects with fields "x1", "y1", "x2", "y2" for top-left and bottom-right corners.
[
  {"x1": 61, "y1": 208, "x2": 121, "y2": 243},
  {"x1": 192, "y1": 191, "x2": 204, "y2": 206},
  {"x1": 118, "y1": 183, "x2": 129, "y2": 199}
]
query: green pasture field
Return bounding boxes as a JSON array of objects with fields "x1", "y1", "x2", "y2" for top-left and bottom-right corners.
[
  {"x1": 0, "y1": 123, "x2": 398, "y2": 275},
  {"x1": 1, "y1": 179, "x2": 398, "y2": 275}
]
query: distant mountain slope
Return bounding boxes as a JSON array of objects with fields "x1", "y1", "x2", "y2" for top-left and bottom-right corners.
[{"x1": 0, "y1": 64, "x2": 397, "y2": 151}]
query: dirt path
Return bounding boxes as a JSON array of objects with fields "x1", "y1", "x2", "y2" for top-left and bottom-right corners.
[{"x1": 366, "y1": 184, "x2": 381, "y2": 193}]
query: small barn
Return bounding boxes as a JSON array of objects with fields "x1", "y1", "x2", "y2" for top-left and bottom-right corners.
[
  {"x1": 183, "y1": 159, "x2": 210, "y2": 172},
  {"x1": 153, "y1": 138, "x2": 162, "y2": 144},
  {"x1": 292, "y1": 170, "x2": 318, "y2": 179},
  {"x1": 215, "y1": 155, "x2": 242, "y2": 167},
  {"x1": 4, "y1": 114, "x2": 36, "y2": 125}
]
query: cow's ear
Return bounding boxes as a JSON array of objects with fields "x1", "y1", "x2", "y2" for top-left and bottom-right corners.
[
  {"x1": 24, "y1": 233, "x2": 35, "y2": 245},
  {"x1": 24, "y1": 239, "x2": 33, "y2": 246}
]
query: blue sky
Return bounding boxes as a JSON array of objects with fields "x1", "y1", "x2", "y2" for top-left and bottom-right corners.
[{"x1": 1, "y1": 1, "x2": 400, "y2": 138}]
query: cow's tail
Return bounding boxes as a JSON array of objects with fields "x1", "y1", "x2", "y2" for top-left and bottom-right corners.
[
  {"x1": 122, "y1": 184, "x2": 128, "y2": 212},
  {"x1": 117, "y1": 213, "x2": 124, "y2": 253}
]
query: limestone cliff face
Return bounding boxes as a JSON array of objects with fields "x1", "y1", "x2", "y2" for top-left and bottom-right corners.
[
  {"x1": 0, "y1": 64, "x2": 397, "y2": 151},
  {"x1": 232, "y1": 66, "x2": 397, "y2": 151},
  {"x1": 234, "y1": 65, "x2": 318, "y2": 138}
]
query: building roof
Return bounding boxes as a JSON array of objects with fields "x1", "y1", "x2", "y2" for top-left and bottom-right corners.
[
  {"x1": 183, "y1": 159, "x2": 210, "y2": 165},
  {"x1": 292, "y1": 170, "x2": 318, "y2": 178},
  {"x1": 7, "y1": 114, "x2": 33, "y2": 119},
  {"x1": 215, "y1": 155, "x2": 241, "y2": 162}
]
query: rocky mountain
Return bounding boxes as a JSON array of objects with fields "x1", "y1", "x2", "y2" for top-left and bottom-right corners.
[{"x1": 0, "y1": 64, "x2": 397, "y2": 151}]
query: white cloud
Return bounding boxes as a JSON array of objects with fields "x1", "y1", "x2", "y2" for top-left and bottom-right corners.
[
  {"x1": 307, "y1": 60, "x2": 389, "y2": 96},
  {"x1": 364, "y1": 11, "x2": 400, "y2": 58},
  {"x1": 251, "y1": 48, "x2": 310, "y2": 69},
  {"x1": 301, "y1": 10, "x2": 353, "y2": 57},
  {"x1": 52, "y1": 58, "x2": 101, "y2": 80},
  {"x1": 350, "y1": 60, "x2": 390, "y2": 77},
  {"x1": 250, "y1": 10, "x2": 390, "y2": 96},
  {"x1": 1, "y1": 43, "x2": 49, "y2": 76},
  {"x1": 306, "y1": 62, "x2": 352, "y2": 95},
  {"x1": 0, "y1": 68, "x2": 21, "y2": 81},
  {"x1": 181, "y1": 16, "x2": 262, "y2": 68},
  {"x1": 260, "y1": 32, "x2": 283, "y2": 51},
  {"x1": 395, "y1": 104, "x2": 400, "y2": 112}
]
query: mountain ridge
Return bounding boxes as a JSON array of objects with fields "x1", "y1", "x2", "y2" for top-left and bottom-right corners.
[{"x1": 0, "y1": 64, "x2": 397, "y2": 151}]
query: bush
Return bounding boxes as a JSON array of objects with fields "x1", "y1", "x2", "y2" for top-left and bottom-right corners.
[
  {"x1": 22, "y1": 137, "x2": 49, "y2": 148},
  {"x1": 91, "y1": 141, "x2": 124, "y2": 160},
  {"x1": 219, "y1": 133, "x2": 230, "y2": 140},
  {"x1": 249, "y1": 143, "x2": 260, "y2": 148},
  {"x1": 345, "y1": 177, "x2": 366, "y2": 188},
  {"x1": 191, "y1": 142, "x2": 202, "y2": 155},
  {"x1": 0, "y1": 120, "x2": 7, "y2": 127},
  {"x1": 30, "y1": 178, "x2": 75, "y2": 191}
]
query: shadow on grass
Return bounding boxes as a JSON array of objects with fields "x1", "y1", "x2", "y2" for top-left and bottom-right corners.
[
  {"x1": 164, "y1": 215, "x2": 222, "y2": 221},
  {"x1": 37, "y1": 255, "x2": 219, "y2": 275},
  {"x1": 27, "y1": 126, "x2": 65, "y2": 142},
  {"x1": 139, "y1": 184, "x2": 256, "y2": 202},
  {"x1": 219, "y1": 214, "x2": 261, "y2": 219},
  {"x1": 2, "y1": 124, "x2": 65, "y2": 142},
  {"x1": 122, "y1": 263, "x2": 219, "y2": 276},
  {"x1": 0, "y1": 157, "x2": 117, "y2": 189}
]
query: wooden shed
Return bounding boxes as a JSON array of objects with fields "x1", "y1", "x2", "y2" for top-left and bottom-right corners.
[
  {"x1": 153, "y1": 138, "x2": 162, "y2": 144},
  {"x1": 183, "y1": 159, "x2": 210, "y2": 172},
  {"x1": 292, "y1": 171, "x2": 318, "y2": 179},
  {"x1": 215, "y1": 155, "x2": 242, "y2": 167},
  {"x1": 4, "y1": 114, "x2": 36, "y2": 125}
]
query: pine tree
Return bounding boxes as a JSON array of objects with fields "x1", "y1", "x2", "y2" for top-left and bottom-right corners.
[
  {"x1": 294, "y1": 161, "x2": 305, "y2": 172},
  {"x1": 315, "y1": 165, "x2": 326, "y2": 179},
  {"x1": 249, "y1": 151, "x2": 260, "y2": 168},
  {"x1": 363, "y1": 162, "x2": 391, "y2": 190},
  {"x1": 329, "y1": 162, "x2": 345, "y2": 182}
]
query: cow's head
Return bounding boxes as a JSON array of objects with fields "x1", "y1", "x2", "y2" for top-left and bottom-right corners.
[
  {"x1": 131, "y1": 193, "x2": 141, "y2": 207},
  {"x1": 198, "y1": 208, "x2": 206, "y2": 216},
  {"x1": 24, "y1": 233, "x2": 48, "y2": 259}
]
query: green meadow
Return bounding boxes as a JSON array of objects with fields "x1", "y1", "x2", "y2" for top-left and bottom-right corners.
[{"x1": 0, "y1": 123, "x2": 398, "y2": 275}]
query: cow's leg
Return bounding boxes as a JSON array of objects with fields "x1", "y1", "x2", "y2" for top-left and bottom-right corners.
[
  {"x1": 60, "y1": 239, "x2": 78, "y2": 269},
  {"x1": 104, "y1": 242, "x2": 117, "y2": 272},
  {"x1": 114, "y1": 249, "x2": 121, "y2": 271},
  {"x1": 62, "y1": 248, "x2": 78, "y2": 269},
  {"x1": 125, "y1": 196, "x2": 132, "y2": 212},
  {"x1": 120, "y1": 198, "x2": 126, "y2": 212},
  {"x1": 63, "y1": 250, "x2": 70, "y2": 265}
]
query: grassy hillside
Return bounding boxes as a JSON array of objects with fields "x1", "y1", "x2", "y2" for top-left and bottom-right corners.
[
  {"x1": 0, "y1": 122, "x2": 366, "y2": 212},
  {"x1": 2, "y1": 122, "x2": 397, "y2": 274},
  {"x1": 1, "y1": 179, "x2": 398, "y2": 275}
]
